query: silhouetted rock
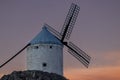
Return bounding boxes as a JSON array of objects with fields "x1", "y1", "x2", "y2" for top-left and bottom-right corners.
[{"x1": 0, "y1": 70, "x2": 68, "y2": 80}]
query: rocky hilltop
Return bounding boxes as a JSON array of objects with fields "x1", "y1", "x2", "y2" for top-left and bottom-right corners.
[{"x1": 0, "y1": 70, "x2": 68, "y2": 80}]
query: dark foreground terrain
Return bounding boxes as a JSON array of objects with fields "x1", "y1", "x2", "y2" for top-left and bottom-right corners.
[{"x1": 0, "y1": 70, "x2": 68, "y2": 80}]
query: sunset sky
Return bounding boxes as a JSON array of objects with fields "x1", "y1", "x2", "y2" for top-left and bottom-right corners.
[{"x1": 0, "y1": 0, "x2": 120, "y2": 80}]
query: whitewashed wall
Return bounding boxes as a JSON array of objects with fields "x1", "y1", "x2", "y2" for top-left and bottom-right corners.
[{"x1": 27, "y1": 43, "x2": 63, "y2": 75}]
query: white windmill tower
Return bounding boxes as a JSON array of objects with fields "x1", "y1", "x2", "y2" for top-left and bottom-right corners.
[
  {"x1": 0, "y1": 3, "x2": 91, "y2": 76},
  {"x1": 27, "y1": 26, "x2": 63, "y2": 75}
]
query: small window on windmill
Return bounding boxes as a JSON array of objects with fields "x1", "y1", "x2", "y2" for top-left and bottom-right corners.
[
  {"x1": 42, "y1": 62, "x2": 47, "y2": 67},
  {"x1": 49, "y1": 45, "x2": 52, "y2": 49},
  {"x1": 34, "y1": 46, "x2": 39, "y2": 49}
]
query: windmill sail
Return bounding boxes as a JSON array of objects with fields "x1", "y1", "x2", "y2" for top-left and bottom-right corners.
[
  {"x1": 68, "y1": 49, "x2": 89, "y2": 68},
  {"x1": 67, "y1": 42, "x2": 91, "y2": 67},
  {"x1": 68, "y1": 42, "x2": 91, "y2": 67},
  {"x1": 59, "y1": 3, "x2": 91, "y2": 68},
  {"x1": 0, "y1": 43, "x2": 30, "y2": 68},
  {"x1": 61, "y1": 3, "x2": 80, "y2": 41},
  {"x1": 44, "y1": 24, "x2": 62, "y2": 40},
  {"x1": 62, "y1": 42, "x2": 90, "y2": 68},
  {"x1": 69, "y1": 42, "x2": 91, "y2": 61}
]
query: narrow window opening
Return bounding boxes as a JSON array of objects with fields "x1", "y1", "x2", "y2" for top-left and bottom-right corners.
[
  {"x1": 34, "y1": 46, "x2": 39, "y2": 49},
  {"x1": 50, "y1": 46, "x2": 52, "y2": 49},
  {"x1": 42, "y1": 63, "x2": 47, "y2": 67}
]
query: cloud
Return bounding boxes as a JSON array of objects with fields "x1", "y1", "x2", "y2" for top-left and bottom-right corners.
[{"x1": 64, "y1": 66, "x2": 120, "y2": 80}]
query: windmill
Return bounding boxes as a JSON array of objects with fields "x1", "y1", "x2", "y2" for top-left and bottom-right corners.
[{"x1": 0, "y1": 3, "x2": 91, "y2": 75}]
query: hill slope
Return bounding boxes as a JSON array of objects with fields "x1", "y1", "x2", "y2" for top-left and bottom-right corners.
[{"x1": 0, "y1": 70, "x2": 67, "y2": 80}]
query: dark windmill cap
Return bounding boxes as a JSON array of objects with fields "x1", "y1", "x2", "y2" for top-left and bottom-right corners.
[{"x1": 30, "y1": 25, "x2": 62, "y2": 45}]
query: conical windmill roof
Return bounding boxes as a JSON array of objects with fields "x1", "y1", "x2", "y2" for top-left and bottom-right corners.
[{"x1": 30, "y1": 25, "x2": 62, "y2": 45}]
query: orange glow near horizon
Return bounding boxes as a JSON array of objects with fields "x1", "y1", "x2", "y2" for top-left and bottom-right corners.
[
  {"x1": 64, "y1": 66, "x2": 120, "y2": 80},
  {"x1": 0, "y1": 66, "x2": 120, "y2": 80}
]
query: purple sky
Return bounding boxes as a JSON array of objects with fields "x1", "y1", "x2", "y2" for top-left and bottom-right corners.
[{"x1": 0, "y1": 0, "x2": 120, "y2": 77}]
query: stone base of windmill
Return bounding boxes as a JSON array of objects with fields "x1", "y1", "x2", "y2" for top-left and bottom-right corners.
[{"x1": 0, "y1": 70, "x2": 68, "y2": 80}]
